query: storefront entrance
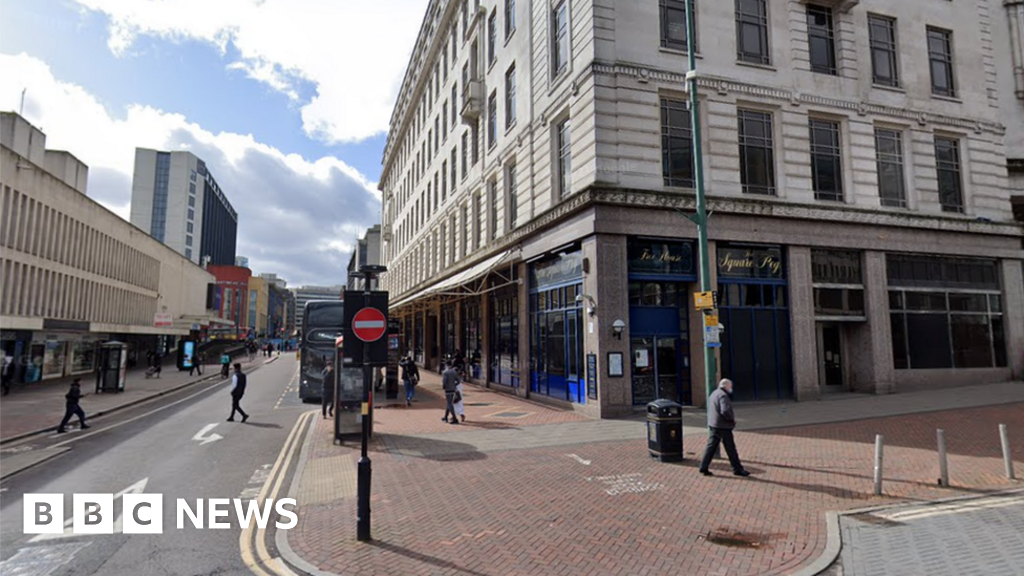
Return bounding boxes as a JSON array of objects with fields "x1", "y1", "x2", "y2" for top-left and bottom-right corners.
[
  {"x1": 529, "y1": 248, "x2": 585, "y2": 403},
  {"x1": 630, "y1": 336, "x2": 688, "y2": 406},
  {"x1": 817, "y1": 323, "x2": 844, "y2": 389}
]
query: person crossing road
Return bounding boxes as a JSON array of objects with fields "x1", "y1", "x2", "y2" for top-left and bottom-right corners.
[{"x1": 227, "y1": 363, "x2": 249, "y2": 422}]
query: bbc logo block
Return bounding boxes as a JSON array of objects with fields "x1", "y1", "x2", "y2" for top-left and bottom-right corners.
[{"x1": 24, "y1": 493, "x2": 165, "y2": 535}]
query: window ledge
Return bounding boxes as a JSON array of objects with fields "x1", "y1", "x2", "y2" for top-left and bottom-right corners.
[
  {"x1": 735, "y1": 60, "x2": 776, "y2": 72},
  {"x1": 931, "y1": 94, "x2": 962, "y2": 104},
  {"x1": 871, "y1": 83, "x2": 905, "y2": 94},
  {"x1": 659, "y1": 46, "x2": 702, "y2": 59},
  {"x1": 504, "y1": 30, "x2": 516, "y2": 47},
  {"x1": 505, "y1": 120, "x2": 518, "y2": 134},
  {"x1": 488, "y1": 60, "x2": 497, "y2": 74}
]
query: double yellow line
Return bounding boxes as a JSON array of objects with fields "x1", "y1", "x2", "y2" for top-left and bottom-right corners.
[{"x1": 240, "y1": 409, "x2": 315, "y2": 576}]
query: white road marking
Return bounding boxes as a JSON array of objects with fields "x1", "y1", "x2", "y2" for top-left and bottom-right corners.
[
  {"x1": 192, "y1": 423, "x2": 224, "y2": 446},
  {"x1": 0, "y1": 542, "x2": 91, "y2": 575},
  {"x1": 566, "y1": 453, "x2": 591, "y2": 466},
  {"x1": 30, "y1": 478, "x2": 148, "y2": 542}
]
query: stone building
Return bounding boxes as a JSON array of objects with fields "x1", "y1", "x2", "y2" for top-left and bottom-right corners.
[{"x1": 378, "y1": 0, "x2": 1024, "y2": 417}]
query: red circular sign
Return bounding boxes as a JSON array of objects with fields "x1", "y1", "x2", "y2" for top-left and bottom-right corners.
[{"x1": 352, "y1": 307, "x2": 387, "y2": 342}]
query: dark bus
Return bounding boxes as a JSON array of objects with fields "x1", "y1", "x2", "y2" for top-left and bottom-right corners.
[{"x1": 299, "y1": 300, "x2": 345, "y2": 402}]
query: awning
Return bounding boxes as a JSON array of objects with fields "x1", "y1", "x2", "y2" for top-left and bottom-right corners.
[{"x1": 390, "y1": 250, "x2": 515, "y2": 309}]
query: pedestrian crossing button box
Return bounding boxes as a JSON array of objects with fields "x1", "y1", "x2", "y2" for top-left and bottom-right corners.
[{"x1": 647, "y1": 399, "x2": 683, "y2": 462}]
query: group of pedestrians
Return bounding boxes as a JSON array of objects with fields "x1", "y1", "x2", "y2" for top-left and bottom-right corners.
[{"x1": 397, "y1": 355, "x2": 465, "y2": 423}]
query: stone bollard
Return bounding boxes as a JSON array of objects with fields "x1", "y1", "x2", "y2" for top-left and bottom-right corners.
[
  {"x1": 937, "y1": 429, "x2": 949, "y2": 487},
  {"x1": 873, "y1": 434, "x2": 884, "y2": 496},
  {"x1": 1000, "y1": 424, "x2": 1015, "y2": 480}
]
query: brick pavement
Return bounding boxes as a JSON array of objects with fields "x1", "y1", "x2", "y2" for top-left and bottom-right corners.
[
  {"x1": 0, "y1": 354, "x2": 269, "y2": 442},
  {"x1": 286, "y1": 395, "x2": 1024, "y2": 576}
]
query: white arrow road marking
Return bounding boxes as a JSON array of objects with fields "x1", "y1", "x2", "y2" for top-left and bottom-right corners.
[
  {"x1": 566, "y1": 453, "x2": 591, "y2": 466},
  {"x1": 30, "y1": 478, "x2": 148, "y2": 542},
  {"x1": 192, "y1": 423, "x2": 223, "y2": 445}
]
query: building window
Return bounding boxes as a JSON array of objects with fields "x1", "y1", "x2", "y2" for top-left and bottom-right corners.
[
  {"x1": 489, "y1": 177, "x2": 499, "y2": 239},
  {"x1": 442, "y1": 102, "x2": 448, "y2": 139},
  {"x1": 874, "y1": 128, "x2": 906, "y2": 208},
  {"x1": 505, "y1": 64, "x2": 516, "y2": 128},
  {"x1": 488, "y1": 9, "x2": 497, "y2": 65},
  {"x1": 735, "y1": 0, "x2": 769, "y2": 65},
  {"x1": 185, "y1": 235, "x2": 193, "y2": 247},
  {"x1": 552, "y1": 1, "x2": 569, "y2": 76},
  {"x1": 809, "y1": 118, "x2": 843, "y2": 202},
  {"x1": 888, "y1": 255, "x2": 1005, "y2": 369},
  {"x1": 461, "y1": 132, "x2": 469, "y2": 178},
  {"x1": 187, "y1": 222, "x2": 193, "y2": 234},
  {"x1": 660, "y1": 98, "x2": 694, "y2": 187},
  {"x1": 441, "y1": 161, "x2": 448, "y2": 201},
  {"x1": 806, "y1": 4, "x2": 836, "y2": 75},
  {"x1": 475, "y1": 192, "x2": 484, "y2": 247},
  {"x1": 188, "y1": 195, "x2": 195, "y2": 208},
  {"x1": 660, "y1": 0, "x2": 691, "y2": 52},
  {"x1": 471, "y1": 120, "x2": 480, "y2": 165},
  {"x1": 927, "y1": 27, "x2": 955, "y2": 98},
  {"x1": 507, "y1": 161, "x2": 518, "y2": 229},
  {"x1": 451, "y1": 84, "x2": 458, "y2": 127},
  {"x1": 487, "y1": 90, "x2": 498, "y2": 149},
  {"x1": 557, "y1": 118, "x2": 572, "y2": 197},
  {"x1": 185, "y1": 248, "x2": 192, "y2": 259},
  {"x1": 737, "y1": 109, "x2": 775, "y2": 195},
  {"x1": 506, "y1": 0, "x2": 516, "y2": 37},
  {"x1": 188, "y1": 209, "x2": 195, "y2": 221},
  {"x1": 934, "y1": 136, "x2": 964, "y2": 213},
  {"x1": 451, "y1": 149, "x2": 458, "y2": 193},
  {"x1": 461, "y1": 204, "x2": 469, "y2": 256},
  {"x1": 868, "y1": 14, "x2": 899, "y2": 87}
]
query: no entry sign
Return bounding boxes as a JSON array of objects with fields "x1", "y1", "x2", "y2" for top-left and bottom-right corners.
[{"x1": 352, "y1": 307, "x2": 387, "y2": 342}]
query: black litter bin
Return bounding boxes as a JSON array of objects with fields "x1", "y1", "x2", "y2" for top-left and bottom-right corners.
[{"x1": 647, "y1": 399, "x2": 683, "y2": 462}]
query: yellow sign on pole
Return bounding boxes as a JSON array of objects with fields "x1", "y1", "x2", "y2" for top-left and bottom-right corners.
[
  {"x1": 694, "y1": 291, "x2": 715, "y2": 310},
  {"x1": 361, "y1": 402, "x2": 370, "y2": 416},
  {"x1": 704, "y1": 313, "x2": 719, "y2": 327}
]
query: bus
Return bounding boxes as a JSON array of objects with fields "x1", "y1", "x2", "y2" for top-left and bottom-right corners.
[{"x1": 298, "y1": 300, "x2": 345, "y2": 402}]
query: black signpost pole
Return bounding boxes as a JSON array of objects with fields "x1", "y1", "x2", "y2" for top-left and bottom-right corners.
[{"x1": 353, "y1": 264, "x2": 387, "y2": 543}]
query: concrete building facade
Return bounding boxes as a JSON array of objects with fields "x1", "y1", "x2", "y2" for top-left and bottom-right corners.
[
  {"x1": 206, "y1": 265, "x2": 251, "y2": 340},
  {"x1": 130, "y1": 148, "x2": 238, "y2": 266},
  {"x1": 346, "y1": 224, "x2": 383, "y2": 290},
  {"x1": 1, "y1": 112, "x2": 216, "y2": 384},
  {"x1": 379, "y1": 0, "x2": 1024, "y2": 417}
]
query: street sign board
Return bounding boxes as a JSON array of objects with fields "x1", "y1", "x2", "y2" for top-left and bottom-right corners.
[
  {"x1": 352, "y1": 308, "x2": 387, "y2": 342},
  {"x1": 704, "y1": 313, "x2": 719, "y2": 327},
  {"x1": 693, "y1": 291, "x2": 715, "y2": 310}
]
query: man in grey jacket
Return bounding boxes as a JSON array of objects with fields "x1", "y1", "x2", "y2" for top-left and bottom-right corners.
[
  {"x1": 698, "y1": 378, "x2": 750, "y2": 477},
  {"x1": 441, "y1": 362, "x2": 461, "y2": 425}
]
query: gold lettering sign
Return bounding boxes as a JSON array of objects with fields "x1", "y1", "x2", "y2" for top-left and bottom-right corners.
[
  {"x1": 717, "y1": 247, "x2": 783, "y2": 279},
  {"x1": 639, "y1": 248, "x2": 684, "y2": 263}
]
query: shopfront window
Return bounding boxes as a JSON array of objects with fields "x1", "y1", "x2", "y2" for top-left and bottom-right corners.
[
  {"x1": 71, "y1": 340, "x2": 97, "y2": 374},
  {"x1": 888, "y1": 255, "x2": 1006, "y2": 369},
  {"x1": 462, "y1": 299, "x2": 483, "y2": 379},
  {"x1": 529, "y1": 249, "x2": 585, "y2": 403},
  {"x1": 490, "y1": 287, "x2": 519, "y2": 386},
  {"x1": 812, "y1": 249, "x2": 865, "y2": 318}
]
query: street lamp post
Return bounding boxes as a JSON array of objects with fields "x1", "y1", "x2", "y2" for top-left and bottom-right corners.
[{"x1": 683, "y1": 0, "x2": 717, "y2": 410}]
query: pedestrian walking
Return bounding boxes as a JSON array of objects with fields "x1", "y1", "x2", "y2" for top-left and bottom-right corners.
[
  {"x1": 321, "y1": 362, "x2": 335, "y2": 419},
  {"x1": 221, "y1": 354, "x2": 231, "y2": 378},
  {"x1": 454, "y1": 379, "x2": 466, "y2": 423},
  {"x1": 227, "y1": 363, "x2": 249, "y2": 422},
  {"x1": 441, "y1": 362, "x2": 460, "y2": 424},
  {"x1": 152, "y1": 353, "x2": 162, "y2": 379},
  {"x1": 698, "y1": 378, "x2": 750, "y2": 477},
  {"x1": 188, "y1": 350, "x2": 202, "y2": 376},
  {"x1": 400, "y1": 355, "x2": 419, "y2": 406},
  {"x1": 57, "y1": 378, "x2": 90, "y2": 433},
  {"x1": 2, "y1": 352, "x2": 14, "y2": 395}
]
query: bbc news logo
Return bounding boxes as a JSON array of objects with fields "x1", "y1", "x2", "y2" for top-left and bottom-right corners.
[{"x1": 24, "y1": 494, "x2": 297, "y2": 534}]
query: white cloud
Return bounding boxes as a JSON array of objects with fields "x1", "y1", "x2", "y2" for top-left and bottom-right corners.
[
  {"x1": 0, "y1": 52, "x2": 379, "y2": 286},
  {"x1": 71, "y1": 0, "x2": 427, "y2": 144}
]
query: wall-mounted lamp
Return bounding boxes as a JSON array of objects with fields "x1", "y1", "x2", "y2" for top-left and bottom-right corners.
[
  {"x1": 611, "y1": 319, "x2": 626, "y2": 340},
  {"x1": 576, "y1": 293, "x2": 598, "y2": 317}
]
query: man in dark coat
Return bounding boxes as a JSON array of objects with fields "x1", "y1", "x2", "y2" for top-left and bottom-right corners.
[
  {"x1": 227, "y1": 363, "x2": 249, "y2": 422},
  {"x1": 698, "y1": 378, "x2": 750, "y2": 477},
  {"x1": 441, "y1": 363, "x2": 460, "y2": 425},
  {"x1": 400, "y1": 355, "x2": 420, "y2": 407},
  {"x1": 57, "y1": 378, "x2": 91, "y2": 433}
]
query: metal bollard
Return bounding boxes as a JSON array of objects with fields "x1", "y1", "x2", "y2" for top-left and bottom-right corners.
[
  {"x1": 937, "y1": 429, "x2": 949, "y2": 487},
  {"x1": 873, "y1": 434, "x2": 884, "y2": 496},
  {"x1": 1000, "y1": 424, "x2": 1015, "y2": 480}
]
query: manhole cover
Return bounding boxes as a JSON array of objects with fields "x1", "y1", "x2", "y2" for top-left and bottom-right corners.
[
  {"x1": 703, "y1": 529, "x2": 777, "y2": 549},
  {"x1": 491, "y1": 411, "x2": 528, "y2": 418}
]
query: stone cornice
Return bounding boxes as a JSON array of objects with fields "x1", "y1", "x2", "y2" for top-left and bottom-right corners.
[{"x1": 589, "y1": 61, "x2": 1006, "y2": 136}]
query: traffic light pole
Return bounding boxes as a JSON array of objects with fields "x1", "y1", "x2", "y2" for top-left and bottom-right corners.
[{"x1": 684, "y1": 0, "x2": 717, "y2": 411}]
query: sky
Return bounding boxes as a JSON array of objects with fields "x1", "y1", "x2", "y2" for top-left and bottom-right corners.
[{"x1": 0, "y1": 0, "x2": 428, "y2": 286}]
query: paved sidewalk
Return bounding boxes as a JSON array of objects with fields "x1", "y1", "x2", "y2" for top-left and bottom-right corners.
[
  {"x1": 283, "y1": 376, "x2": 1024, "y2": 576},
  {"x1": 0, "y1": 354, "x2": 270, "y2": 443}
]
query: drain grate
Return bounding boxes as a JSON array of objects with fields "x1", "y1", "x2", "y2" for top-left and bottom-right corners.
[{"x1": 491, "y1": 411, "x2": 528, "y2": 418}]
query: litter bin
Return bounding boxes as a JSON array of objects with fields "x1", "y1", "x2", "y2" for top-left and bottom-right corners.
[{"x1": 647, "y1": 399, "x2": 683, "y2": 462}]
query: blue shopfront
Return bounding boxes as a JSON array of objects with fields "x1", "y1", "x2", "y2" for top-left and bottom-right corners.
[
  {"x1": 529, "y1": 248, "x2": 586, "y2": 404},
  {"x1": 628, "y1": 238, "x2": 695, "y2": 406},
  {"x1": 717, "y1": 243, "x2": 794, "y2": 401}
]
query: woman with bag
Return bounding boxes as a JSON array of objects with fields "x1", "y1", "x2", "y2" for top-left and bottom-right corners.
[
  {"x1": 453, "y1": 379, "x2": 466, "y2": 423},
  {"x1": 400, "y1": 355, "x2": 419, "y2": 407}
]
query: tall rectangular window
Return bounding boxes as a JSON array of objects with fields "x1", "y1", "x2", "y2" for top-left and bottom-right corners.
[
  {"x1": 451, "y1": 84, "x2": 458, "y2": 127},
  {"x1": 557, "y1": 118, "x2": 572, "y2": 197},
  {"x1": 505, "y1": 64, "x2": 516, "y2": 128},
  {"x1": 735, "y1": 0, "x2": 769, "y2": 65},
  {"x1": 441, "y1": 161, "x2": 448, "y2": 201},
  {"x1": 934, "y1": 136, "x2": 964, "y2": 213},
  {"x1": 461, "y1": 205, "x2": 469, "y2": 256},
  {"x1": 874, "y1": 128, "x2": 906, "y2": 208},
  {"x1": 809, "y1": 118, "x2": 843, "y2": 202},
  {"x1": 489, "y1": 178, "x2": 499, "y2": 239},
  {"x1": 660, "y1": 0, "x2": 690, "y2": 52},
  {"x1": 552, "y1": 1, "x2": 569, "y2": 76},
  {"x1": 660, "y1": 98, "x2": 694, "y2": 187},
  {"x1": 806, "y1": 5, "x2": 836, "y2": 75},
  {"x1": 451, "y1": 149, "x2": 458, "y2": 193},
  {"x1": 461, "y1": 132, "x2": 469, "y2": 177},
  {"x1": 488, "y1": 9, "x2": 497, "y2": 65},
  {"x1": 487, "y1": 90, "x2": 498, "y2": 149},
  {"x1": 737, "y1": 109, "x2": 775, "y2": 195},
  {"x1": 475, "y1": 192, "x2": 484, "y2": 247},
  {"x1": 471, "y1": 120, "x2": 480, "y2": 165},
  {"x1": 927, "y1": 27, "x2": 955, "y2": 98},
  {"x1": 505, "y1": 0, "x2": 516, "y2": 37},
  {"x1": 507, "y1": 162, "x2": 518, "y2": 229},
  {"x1": 442, "y1": 102, "x2": 448, "y2": 139},
  {"x1": 868, "y1": 14, "x2": 899, "y2": 87}
]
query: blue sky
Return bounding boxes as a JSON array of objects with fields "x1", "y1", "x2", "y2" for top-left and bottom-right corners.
[{"x1": 0, "y1": 0, "x2": 425, "y2": 285}]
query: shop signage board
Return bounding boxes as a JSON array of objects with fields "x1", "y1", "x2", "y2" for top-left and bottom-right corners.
[
  {"x1": 586, "y1": 353, "x2": 598, "y2": 399},
  {"x1": 530, "y1": 250, "x2": 583, "y2": 288},
  {"x1": 717, "y1": 245, "x2": 784, "y2": 280},
  {"x1": 627, "y1": 239, "x2": 695, "y2": 276},
  {"x1": 153, "y1": 313, "x2": 173, "y2": 328}
]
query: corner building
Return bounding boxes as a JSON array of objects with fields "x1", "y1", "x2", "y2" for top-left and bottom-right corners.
[{"x1": 379, "y1": 0, "x2": 1024, "y2": 417}]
